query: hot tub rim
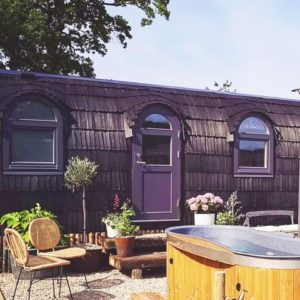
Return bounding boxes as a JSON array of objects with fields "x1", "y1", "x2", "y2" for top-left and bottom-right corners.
[{"x1": 167, "y1": 225, "x2": 300, "y2": 269}]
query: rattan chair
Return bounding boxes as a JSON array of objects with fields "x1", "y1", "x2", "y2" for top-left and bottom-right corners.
[
  {"x1": 4, "y1": 228, "x2": 72, "y2": 300},
  {"x1": 29, "y1": 218, "x2": 89, "y2": 291}
]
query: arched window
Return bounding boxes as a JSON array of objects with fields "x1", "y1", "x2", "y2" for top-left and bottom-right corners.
[
  {"x1": 234, "y1": 116, "x2": 274, "y2": 177},
  {"x1": 3, "y1": 97, "x2": 63, "y2": 173}
]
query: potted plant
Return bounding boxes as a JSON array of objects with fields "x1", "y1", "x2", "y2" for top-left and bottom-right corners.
[
  {"x1": 64, "y1": 156, "x2": 102, "y2": 272},
  {"x1": 102, "y1": 194, "x2": 121, "y2": 238},
  {"x1": 186, "y1": 193, "x2": 224, "y2": 225},
  {"x1": 0, "y1": 203, "x2": 65, "y2": 279},
  {"x1": 216, "y1": 191, "x2": 244, "y2": 225},
  {"x1": 113, "y1": 202, "x2": 140, "y2": 257},
  {"x1": 64, "y1": 156, "x2": 98, "y2": 243}
]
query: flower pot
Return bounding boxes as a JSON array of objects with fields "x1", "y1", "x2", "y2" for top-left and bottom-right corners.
[
  {"x1": 114, "y1": 236, "x2": 135, "y2": 257},
  {"x1": 194, "y1": 213, "x2": 215, "y2": 225},
  {"x1": 106, "y1": 224, "x2": 120, "y2": 238}
]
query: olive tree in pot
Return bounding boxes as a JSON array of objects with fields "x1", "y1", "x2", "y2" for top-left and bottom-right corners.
[
  {"x1": 64, "y1": 157, "x2": 101, "y2": 272},
  {"x1": 64, "y1": 156, "x2": 98, "y2": 244},
  {"x1": 114, "y1": 202, "x2": 140, "y2": 257}
]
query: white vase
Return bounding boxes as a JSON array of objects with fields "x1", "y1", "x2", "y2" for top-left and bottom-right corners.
[
  {"x1": 106, "y1": 224, "x2": 120, "y2": 238},
  {"x1": 194, "y1": 213, "x2": 215, "y2": 225}
]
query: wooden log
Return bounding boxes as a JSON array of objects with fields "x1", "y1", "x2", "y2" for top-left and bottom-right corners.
[
  {"x1": 131, "y1": 268, "x2": 142, "y2": 279},
  {"x1": 88, "y1": 232, "x2": 95, "y2": 244},
  {"x1": 69, "y1": 233, "x2": 75, "y2": 246},
  {"x1": 214, "y1": 271, "x2": 225, "y2": 300},
  {"x1": 109, "y1": 252, "x2": 166, "y2": 271},
  {"x1": 131, "y1": 292, "x2": 165, "y2": 300},
  {"x1": 103, "y1": 233, "x2": 166, "y2": 250}
]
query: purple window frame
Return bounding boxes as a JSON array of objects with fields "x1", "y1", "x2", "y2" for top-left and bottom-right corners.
[
  {"x1": 233, "y1": 115, "x2": 274, "y2": 178},
  {"x1": 3, "y1": 96, "x2": 63, "y2": 175}
]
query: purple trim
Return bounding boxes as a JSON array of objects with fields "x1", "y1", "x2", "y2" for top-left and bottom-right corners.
[
  {"x1": 234, "y1": 114, "x2": 274, "y2": 177},
  {"x1": 132, "y1": 105, "x2": 181, "y2": 221},
  {"x1": 3, "y1": 94, "x2": 64, "y2": 173}
]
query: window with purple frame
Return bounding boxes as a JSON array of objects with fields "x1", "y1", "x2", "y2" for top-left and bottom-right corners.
[
  {"x1": 3, "y1": 98, "x2": 63, "y2": 174},
  {"x1": 234, "y1": 116, "x2": 274, "y2": 177}
]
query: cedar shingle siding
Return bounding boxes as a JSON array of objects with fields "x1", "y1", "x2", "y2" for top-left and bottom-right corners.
[{"x1": 1, "y1": 70, "x2": 300, "y2": 231}]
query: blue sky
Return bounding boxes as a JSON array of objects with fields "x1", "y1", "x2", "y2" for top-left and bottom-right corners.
[{"x1": 92, "y1": 1, "x2": 300, "y2": 99}]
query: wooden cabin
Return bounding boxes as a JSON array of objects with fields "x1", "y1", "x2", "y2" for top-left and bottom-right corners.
[{"x1": 0, "y1": 69, "x2": 300, "y2": 232}]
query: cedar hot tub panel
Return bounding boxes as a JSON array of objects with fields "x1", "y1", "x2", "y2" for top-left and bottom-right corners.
[{"x1": 166, "y1": 226, "x2": 300, "y2": 300}]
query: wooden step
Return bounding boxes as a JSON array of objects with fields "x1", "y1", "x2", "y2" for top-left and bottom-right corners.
[
  {"x1": 131, "y1": 292, "x2": 166, "y2": 300},
  {"x1": 109, "y1": 252, "x2": 166, "y2": 271}
]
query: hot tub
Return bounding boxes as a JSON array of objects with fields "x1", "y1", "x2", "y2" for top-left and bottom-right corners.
[{"x1": 166, "y1": 225, "x2": 300, "y2": 300}]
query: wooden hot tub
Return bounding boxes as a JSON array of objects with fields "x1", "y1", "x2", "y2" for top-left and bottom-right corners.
[{"x1": 166, "y1": 225, "x2": 300, "y2": 300}]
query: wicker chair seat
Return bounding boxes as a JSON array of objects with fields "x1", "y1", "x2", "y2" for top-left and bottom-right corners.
[
  {"x1": 39, "y1": 247, "x2": 86, "y2": 260},
  {"x1": 24, "y1": 255, "x2": 70, "y2": 271}
]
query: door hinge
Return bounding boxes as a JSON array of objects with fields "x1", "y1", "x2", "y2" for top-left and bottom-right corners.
[
  {"x1": 177, "y1": 200, "x2": 180, "y2": 207},
  {"x1": 178, "y1": 131, "x2": 181, "y2": 139},
  {"x1": 177, "y1": 150, "x2": 181, "y2": 159}
]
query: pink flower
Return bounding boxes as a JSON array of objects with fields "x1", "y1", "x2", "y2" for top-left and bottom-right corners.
[
  {"x1": 201, "y1": 204, "x2": 209, "y2": 211},
  {"x1": 195, "y1": 195, "x2": 204, "y2": 204},
  {"x1": 204, "y1": 193, "x2": 215, "y2": 200},
  {"x1": 200, "y1": 196, "x2": 208, "y2": 204},
  {"x1": 186, "y1": 197, "x2": 196, "y2": 205},
  {"x1": 214, "y1": 196, "x2": 224, "y2": 205},
  {"x1": 190, "y1": 203, "x2": 198, "y2": 211}
]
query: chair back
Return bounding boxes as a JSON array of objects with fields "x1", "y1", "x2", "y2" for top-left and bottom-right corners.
[
  {"x1": 29, "y1": 218, "x2": 61, "y2": 251},
  {"x1": 4, "y1": 228, "x2": 29, "y2": 267}
]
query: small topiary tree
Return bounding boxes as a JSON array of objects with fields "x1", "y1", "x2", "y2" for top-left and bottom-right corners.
[{"x1": 64, "y1": 156, "x2": 98, "y2": 243}]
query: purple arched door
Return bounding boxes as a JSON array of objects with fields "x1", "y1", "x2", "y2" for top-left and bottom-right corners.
[{"x1": 132, "y1": 105, "x2": 181, "y2": 221}]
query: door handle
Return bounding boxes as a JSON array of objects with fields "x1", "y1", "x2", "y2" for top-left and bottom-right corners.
[{"x1": 137, "y1": 161, "x2": 146, "y2": 165}]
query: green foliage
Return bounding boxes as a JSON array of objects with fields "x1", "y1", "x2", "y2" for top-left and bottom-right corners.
[
  {"x1": 64, "y1": 157, "x2": 98, "y2": 190},
  {"x1": 103, "y1": 202, "x2": 140, "y2": 236},
  {"x1": 0, "y1": 203, "x2": 64, "y2": 247},
  {"x1": 0, "y1": 0, "x2": 170, "y2": 76},
  {"x1": 216, "y1": 191, "x2": 244, "y2": 225}
]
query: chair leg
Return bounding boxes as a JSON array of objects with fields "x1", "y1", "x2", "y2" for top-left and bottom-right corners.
[
  {"x1": 27, "y1": 271, "x2": 36, "y2": 300},
  {"x1": 52, "y1": 269, "x2": 56, "y2": 299},
  {"x1": 59, "y1": 266, "x2": 63, "y2": 298},
  {"x1": 63, "y1": 269, "x2": 73, "y2": 300},
  {"x1": 83, "y1": 273, "x2": 89, "y2": 289},
  {"x1": 12, "y1": 268, "x2": 22, "y2": 300}
]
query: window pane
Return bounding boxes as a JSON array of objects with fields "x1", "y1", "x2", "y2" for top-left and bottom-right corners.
[
  {"x1": 143, "y1": 114, "x2": 170, "y2": 129},
  {"x1": 142, "y1": 135, "x2": 171, "y2": 165},
  {"x1": 239, "y1": 140, "x2": 266, "y2": 167},
  {"x1": 12, "y1": 129, "x2": 54, "y2": 163},
  {"x1": 11, "y1": 100, "x2": 55, "y2": 120},
  {"x1": 239, "y1": 117, "x2": 269, "y2": 134}
]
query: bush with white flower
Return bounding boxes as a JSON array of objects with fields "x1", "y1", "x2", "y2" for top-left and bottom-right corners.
[{"x1": 186, "y1": 193, "x2": 224, "y2": 214}]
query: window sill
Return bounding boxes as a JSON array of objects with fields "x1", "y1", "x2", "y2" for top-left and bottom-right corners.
[
  {"x1": 3, "y1": 171, "x2": 63, "y2": 176},
  {"x1": 234, "y1": 173, "x2": 274, "y2": 178}
]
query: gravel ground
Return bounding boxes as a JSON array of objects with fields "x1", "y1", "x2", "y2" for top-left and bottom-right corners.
[{"x1": 0, "y1": 268, "x2": 166, "y2": 299}]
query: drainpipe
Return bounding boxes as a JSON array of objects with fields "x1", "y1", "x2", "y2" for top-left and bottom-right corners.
[{"x1": 298, "y1": 158, "x2": 300, "y2": 237}]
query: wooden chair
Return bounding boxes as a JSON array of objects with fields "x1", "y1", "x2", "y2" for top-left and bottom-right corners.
[
  {"x1": 4, "y1": 228, "x2": 72, "y2": 300},
  {"x1": 29, "y1": 218, "x2": 89, "y2": 291}
]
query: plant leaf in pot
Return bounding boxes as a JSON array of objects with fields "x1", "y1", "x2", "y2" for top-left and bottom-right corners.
[{"x1": 113, "y1": 202, "x2": 140, "y2": 257}]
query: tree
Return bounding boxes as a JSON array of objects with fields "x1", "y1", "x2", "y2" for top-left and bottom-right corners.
[
  {"x1": 0, "y1": 0, "x2": 170, "y2": 77},
  {"x1": 64, "y1": 156, "x2": 98, "y2": 243},
  {"x1": 206, "y1": 79, "x2": 237, "y2": 92}
]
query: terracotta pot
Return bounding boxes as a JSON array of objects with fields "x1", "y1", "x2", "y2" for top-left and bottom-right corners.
[{"x1": 114, "y1": 236, "x2": 135, "y2": 257}]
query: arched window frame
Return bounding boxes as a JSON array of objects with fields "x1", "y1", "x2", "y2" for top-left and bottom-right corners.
[
  {"x1": 3, "y1": 95, "x2": 63, "y2": 174},
  {"x1": 234, "y1": 114, "x2": 274, "y2": 177}
]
